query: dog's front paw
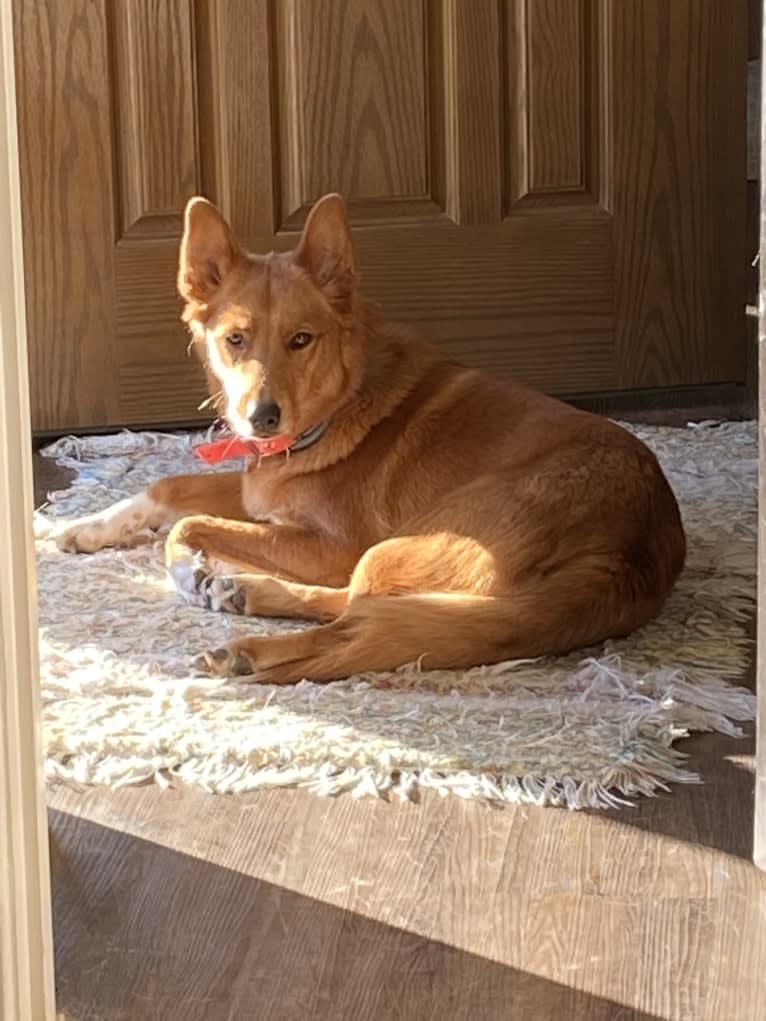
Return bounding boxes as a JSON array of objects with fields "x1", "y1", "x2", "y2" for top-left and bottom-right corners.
[
  {"x1": 169, "y1": 553, "x2": 249, "y2": 616},
  {"x1": 167, "y1": 548, "x2": 209, "y2": 607},
  {"x1": 53, "y1": 516, "x2": 114, "y2": 553},
  {"x1": 47, "y1": 493, "x2": 162, "y2": 553},
  {"x1": 35, "y1": 510, "x2": 113, "y2": 553},
  {"x1": 194, "y1": 645, "x2": 255, "y2": 677}
]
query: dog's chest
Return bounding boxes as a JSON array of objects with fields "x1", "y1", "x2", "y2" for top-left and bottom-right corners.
[
  {"x1": 242, "y1": 473, "x2": 316, "y2": 529},
  {"x1": 242, "y1": 469, "x2": 355, "y2": 541},
  {"x1": 244, "y1": 487, "x2": 292, "y2": 526}
]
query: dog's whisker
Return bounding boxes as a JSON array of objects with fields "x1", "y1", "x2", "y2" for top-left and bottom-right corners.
[{"x1": 198, "y1": 391, "x2": 224, "y2": 412}]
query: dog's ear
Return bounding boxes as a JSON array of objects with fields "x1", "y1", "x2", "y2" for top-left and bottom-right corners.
[
  {"x1": 178, "y1": 197, "x2": 240, "y2": 304},
  {"x1": 296, "y1": 194, "x2": 356, "y2": 311}
]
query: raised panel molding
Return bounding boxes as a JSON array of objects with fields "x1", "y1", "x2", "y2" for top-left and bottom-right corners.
[
  {"x1": 110, "y1": 0, "x2": 198, "y2": 239},
  {"x1": 506, "y1": 0, "x2": 611, "y2": 210}
]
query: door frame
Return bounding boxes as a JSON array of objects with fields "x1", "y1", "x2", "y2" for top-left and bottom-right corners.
[
  {"x1": 756, "y1": 0, "x2": 766, "y2": 871},
  {"x1": 0, "y1": 0, "x2": 56, "y2": 1014}
]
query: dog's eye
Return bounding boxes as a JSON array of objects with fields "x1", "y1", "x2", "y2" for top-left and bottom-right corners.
[
  {"x1": 289, "y1": 331, "x2": 313, "y2": 351},
  {"x1": 225, "y1": 332, "x2": 246, "y2": 350}
]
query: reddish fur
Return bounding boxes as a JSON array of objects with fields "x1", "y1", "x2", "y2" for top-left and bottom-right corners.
[{"x1": 146, "y1": 193, "x2": 685, "y2": 683}]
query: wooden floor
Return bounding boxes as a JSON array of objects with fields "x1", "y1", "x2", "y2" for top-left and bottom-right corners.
[{"x1": 35, "y1": 445, "x2": 766, "y2": 1021}]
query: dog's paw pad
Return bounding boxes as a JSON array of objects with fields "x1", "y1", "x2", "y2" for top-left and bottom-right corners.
[
  {"x1": 195, "y1": 647, "x2": 254, "y2": 677},
  {"x1": 201, "y1": 576, "x2": 249, "y2": 615}
]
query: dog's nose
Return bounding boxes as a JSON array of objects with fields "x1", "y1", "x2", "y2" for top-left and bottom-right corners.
[{"x1": 249, "y1": 400, "x2": 282, "y2": 434}]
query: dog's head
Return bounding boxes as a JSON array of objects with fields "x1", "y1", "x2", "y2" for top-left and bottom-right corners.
[{"x1": 178, "y1": 193, "x2": 366, "y2": 442}]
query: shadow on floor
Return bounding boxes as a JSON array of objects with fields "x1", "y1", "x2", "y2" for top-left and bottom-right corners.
[
  {"x1": 593, "y1": 725, "x2": 756, "y2": 862},
  {"x1": 50, "y1": 809, "x2": 663, "y2": 1021}
]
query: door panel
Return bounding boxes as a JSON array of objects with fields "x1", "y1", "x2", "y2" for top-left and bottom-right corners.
[
  {"x1": 112, "y1": 0, "x2": 198, "y2": 239},
  {"x1": 507, "y1": 0, "x2": 604, "y2": 208},
  {"x1": 612, "y1": 1, "x2": 746, "y2": 388},
  {"x1": 13, "y1": 0, "x2": 119, "y2": 430},
  {"x1": 274, "y1": 0, "x2": 430, "y2": 215},
  {"x1": 13, "y1": 0, "x2": 747, "y2": 431}
]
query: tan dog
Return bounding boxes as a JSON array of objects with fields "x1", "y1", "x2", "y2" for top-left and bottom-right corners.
[{"x1": 51, "y1": 194, "x2": 686, "y2": 684}]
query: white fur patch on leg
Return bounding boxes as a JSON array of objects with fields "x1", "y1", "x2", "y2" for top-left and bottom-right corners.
[
  {"x1": 51, "y1": 492, "x2": 169, "y2": 553},
  {"x1": 167, "y1": 547, "x2": 208, "y2": 607}
]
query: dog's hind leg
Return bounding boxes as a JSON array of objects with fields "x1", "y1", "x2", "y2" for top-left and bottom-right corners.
[{"x1": 195, "y1": 591, "x2": 518, "y2": 683}]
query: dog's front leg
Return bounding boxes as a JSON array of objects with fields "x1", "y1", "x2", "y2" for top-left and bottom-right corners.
[
  {"x1": 165, "y1": 515, "x2": 357, "y2": 608},
  {"x1": 41, "y1": 472, "x2": 247, "y2": 553}
]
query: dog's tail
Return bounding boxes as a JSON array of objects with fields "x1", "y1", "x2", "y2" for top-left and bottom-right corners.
[
  {"x1": 264, "y1": 582, "x2": 650, "y2": 683},
  {"x1": 329, "y1": 592, "x2": 517, "y2": 674}
]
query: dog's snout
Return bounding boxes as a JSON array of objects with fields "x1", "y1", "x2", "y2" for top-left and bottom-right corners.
[{"x1": 249, "y1": 400, "x2": 282, "y2": 434}]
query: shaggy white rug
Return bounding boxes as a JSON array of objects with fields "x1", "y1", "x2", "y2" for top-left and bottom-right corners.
[{"x1": 34, "y1": 421, "x2": 757, "y2": 808}]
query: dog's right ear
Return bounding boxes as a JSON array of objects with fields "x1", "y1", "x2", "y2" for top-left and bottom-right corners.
[
  {"x1": 178, "y1": 197, "x2": 240, "y2": 304},
  {"x1": 295, "y1": 194, "x2": 356, "y2": 313}
]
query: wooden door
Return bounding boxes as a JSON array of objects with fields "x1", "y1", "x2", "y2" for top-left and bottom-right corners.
[{"x1": 13, "y1": 0, "x2": 747, "y2": 433}]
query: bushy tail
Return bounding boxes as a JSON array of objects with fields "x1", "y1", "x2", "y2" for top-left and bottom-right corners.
[{"x1": 276, "y1": 584, "x2": 633, "y2": 682}]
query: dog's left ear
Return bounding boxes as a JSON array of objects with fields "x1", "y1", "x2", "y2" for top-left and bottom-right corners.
[
  {"x1": 178, "y1": 197, "x2": 241, "y2": 305},
  {"x1": 296, "y1": 194, "x2": 356, "y2": 311}
]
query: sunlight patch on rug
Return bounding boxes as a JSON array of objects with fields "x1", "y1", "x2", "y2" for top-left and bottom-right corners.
[{"x1": 34, "y1": 422, "x2": 757, "y2": 808}]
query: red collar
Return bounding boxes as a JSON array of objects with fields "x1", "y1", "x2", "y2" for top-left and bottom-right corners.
[{"x1": 193, "y1": 421, "x2": 329, "y2": 465}]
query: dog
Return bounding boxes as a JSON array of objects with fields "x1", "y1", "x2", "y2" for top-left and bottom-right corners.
[{"x1": 48, "y1": 193, "x2": 686, "y2": 684}]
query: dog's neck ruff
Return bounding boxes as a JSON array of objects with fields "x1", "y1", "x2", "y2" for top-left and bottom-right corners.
[{"x1": 194, "y1": 421, "x2": 330, "y2": 465}]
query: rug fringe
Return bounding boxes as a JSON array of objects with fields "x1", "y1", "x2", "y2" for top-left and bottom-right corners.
[{"x1": 46, "y1": 755, "x2": 701, "y2": 810}]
